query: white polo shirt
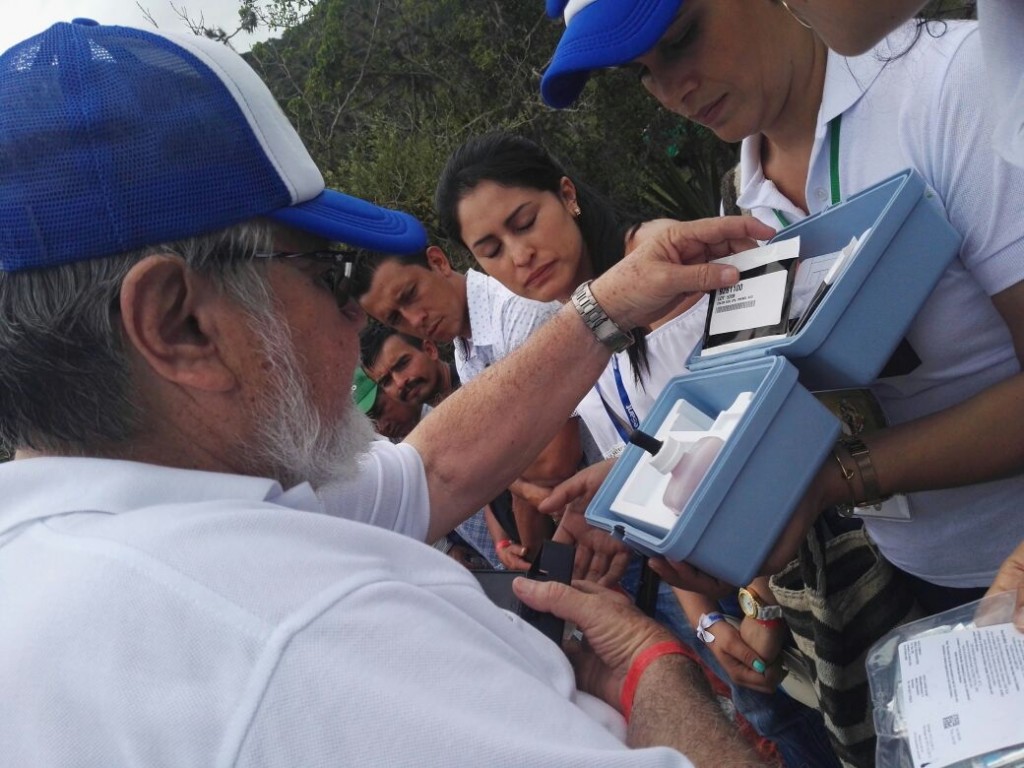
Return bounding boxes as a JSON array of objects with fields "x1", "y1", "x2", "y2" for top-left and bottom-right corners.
[
  {"x1": 453, "y1": 268, "x2": 561, "y2": 383},
  {"x1": 979, "y1": 0, "x2": 1024, "y2": 167},
  {"x1": 737, "y1": 22, "x2": 1024, "y2": 587},
  {"x1": 0, "y1": 448, "x2": 693, "y2": 767}
]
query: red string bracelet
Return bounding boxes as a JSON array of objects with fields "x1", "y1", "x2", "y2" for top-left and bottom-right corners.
[{"x1": 620, "y1": 641, "x2": 692, "y2": 723}]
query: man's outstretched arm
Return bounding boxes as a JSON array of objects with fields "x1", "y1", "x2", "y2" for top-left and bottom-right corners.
[{"x1": 407, "y1": 217, "x2": 773, "y2": 542}]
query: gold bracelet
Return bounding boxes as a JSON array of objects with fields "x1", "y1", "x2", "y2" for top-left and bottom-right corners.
[
  {"x1": 833, "y1": 450, "x2": 857, "y2": 500},
  {"x1": 838, "y1": 434, "x2": 891, "y2": 506},
  {"x1": 832, "y1": 449, "x2": 858, "y2": 517}
]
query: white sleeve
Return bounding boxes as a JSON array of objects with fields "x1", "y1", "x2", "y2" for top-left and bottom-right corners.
[
  {"x1": 912, "y1": 29, "x2": 1024, "y2": 296},
  {"x1": 496, "y1": 293, "x2": 562, "y2": 357},
  {"x1": 315, "y1": 440, "x2": 430, "y2": 541},
  {"x1": 979, "y1": 0, "x2": 1024, "y2": 168}
]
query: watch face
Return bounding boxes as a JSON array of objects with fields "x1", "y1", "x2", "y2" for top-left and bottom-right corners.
[{"x1": 737, "y1": 588, "x2": 757, "y2": 618}]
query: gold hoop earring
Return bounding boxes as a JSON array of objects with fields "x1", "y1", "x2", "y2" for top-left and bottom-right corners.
[
  {"x1": 778, "y1": 0, "x2": 813, "y2": 29},
  {"x1": 570, "y1": 201, "x2": 582, "y2": 218}
]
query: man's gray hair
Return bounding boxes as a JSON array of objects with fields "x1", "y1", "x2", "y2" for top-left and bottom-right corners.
[{"x1": 0, "y1": 222, "x2": 276, "y2": 454}]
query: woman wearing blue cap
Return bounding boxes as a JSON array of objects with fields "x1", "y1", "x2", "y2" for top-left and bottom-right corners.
[
  {"x1": 542, "y1": 0, "x2": 1024, "y2": 761},
  {"x1": 544, "y1": 0, "x2": 1024, "y2": 612}
]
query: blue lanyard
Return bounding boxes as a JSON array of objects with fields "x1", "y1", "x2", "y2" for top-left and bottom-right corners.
[
  {"x1": 612, "y1": 356, "x2": 640, "y2": 430},
  {"x1": 597, "y1": 389, "x2": 631, "y2": 443},
  {"x1": 773, "y1": 114, "x2": 842, "y2": 228},
  {"x1": 595, "y1": 356, "x2": 640, "y2": 443}
]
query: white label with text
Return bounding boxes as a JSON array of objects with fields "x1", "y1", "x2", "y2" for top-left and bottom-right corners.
[{"x1": 708, "y1": 270, "x2": 788, "y2": 336}]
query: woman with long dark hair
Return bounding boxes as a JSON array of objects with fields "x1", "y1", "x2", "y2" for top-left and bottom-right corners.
[{"x1": 436, "y1": 132, "x2": 706, "y2": 459}]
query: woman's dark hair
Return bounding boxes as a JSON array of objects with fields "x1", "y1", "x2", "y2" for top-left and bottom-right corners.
[
  {"x1": 846, "y1": 1, "x2": 972, "y2": 61},
  {"x1": 435, "y1": 132, "x2": 651, "y2": 382}
]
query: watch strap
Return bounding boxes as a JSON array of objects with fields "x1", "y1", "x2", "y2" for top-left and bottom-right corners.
[
  {"x1": 738, "y1": 587, "x2": 782, "y2": 621},
  {"x1": 756, "y1": 604, "x2": 783, "y2": 621},
  {"x1": 570, "y1": 280, "x2": 634, "y2": 353}
]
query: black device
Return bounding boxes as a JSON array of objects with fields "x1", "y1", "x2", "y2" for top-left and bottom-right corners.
[
  {"x1": 473, "y1": 540, "x2": 575, "y2": 644},
  {"x1": 702, "y1": 255, "x2": 800, "y2": 352}
]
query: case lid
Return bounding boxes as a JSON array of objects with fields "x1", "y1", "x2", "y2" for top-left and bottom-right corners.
[{"x1": 688, "y1": 169, "x2": 962, "y2": 389}]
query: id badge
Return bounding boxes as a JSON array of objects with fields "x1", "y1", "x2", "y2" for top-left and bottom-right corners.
[{"x1": 854, "y1": 494, "x2": 912, "y2": 521}]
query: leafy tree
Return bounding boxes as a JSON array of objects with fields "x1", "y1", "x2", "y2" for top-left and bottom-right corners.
[
  {"x1": 175, "y1": 0, "x2": 974, "y2": 253},
  {"x1": 184, "y1": 0, "x2": 717, "y2": 264}
]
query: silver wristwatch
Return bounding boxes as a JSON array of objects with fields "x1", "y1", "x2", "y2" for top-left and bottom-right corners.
[{"x1": 570, "y1": 280, "x2": 634, "y2": 353}]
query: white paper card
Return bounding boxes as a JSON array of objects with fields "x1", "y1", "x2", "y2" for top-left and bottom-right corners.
[
  {"x1": 789, "y1": 252, "x2": 844, "y2": 319},
  {"x1": 898, "y1": 623, "x2": 1024, "y2": 768},
  {"x1": 788, "y1": 232, "x2": 866, "y2": 320},
  {"x1": 708, "y1": 270, "x2": 789, "y2": 336},
  {"x1": 715, "y1": 237, "x2": 800, "y2": 271},
  {"x1": 853, "y1": 494, "x2": 912, "y2": 521}
]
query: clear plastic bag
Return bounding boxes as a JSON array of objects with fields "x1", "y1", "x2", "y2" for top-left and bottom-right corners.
[{"x1": 867, "y1": 591, "x2": 1024, "y2": 768}]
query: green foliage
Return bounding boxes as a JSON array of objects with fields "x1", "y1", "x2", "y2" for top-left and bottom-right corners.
[
  {"x1": 233, "y1": 0, "x2": 723, "y2": 253},
  {"x1": 194, "y1": 0, "x2": 977, "y2": 249},
  {"x1": 639, "y1": 118, "x2": 738, "y2": 220}
]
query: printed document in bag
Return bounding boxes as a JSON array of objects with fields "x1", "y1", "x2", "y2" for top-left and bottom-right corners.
[{"x1": 897, "y1": 623, "x2": 1024, "y2": 768}]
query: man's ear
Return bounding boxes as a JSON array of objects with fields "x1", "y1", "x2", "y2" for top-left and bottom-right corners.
[
  {"x1": 425, "y1": 245, "x2": 453, "y2": 276},
  {"x1": 422, "y1": 339, "x2": 440, "y2": 360},
  {"x1": 118, "y1": 255, "x2": 237, "y2": 393}
]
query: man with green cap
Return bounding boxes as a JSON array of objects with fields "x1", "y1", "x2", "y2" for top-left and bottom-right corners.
[{"x1": 352, "y1": 366, "x2": 422, "y2": 440}]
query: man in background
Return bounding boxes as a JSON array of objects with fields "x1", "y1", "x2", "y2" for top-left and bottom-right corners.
[{"x1": 361, "y1": 322, "x2": 458, "y2": 409}]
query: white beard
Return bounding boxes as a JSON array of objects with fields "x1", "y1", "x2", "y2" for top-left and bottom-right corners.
[{"x1": 246, "y1": 308, "x2": 376, "y2": 490}]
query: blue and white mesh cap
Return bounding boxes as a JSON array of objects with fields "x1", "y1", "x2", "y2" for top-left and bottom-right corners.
[
  {"x1": 541, "y1": 0, "x2": 683, "y2": 109},
  {"x1": 0, "y1": 19, "x2": 427, "y2": 273}
]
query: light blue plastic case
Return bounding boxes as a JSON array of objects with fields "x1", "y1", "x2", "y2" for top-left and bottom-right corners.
[
  {"x1": 690, "y1": 169, "x2": 961, "y2": 389},
  {"x1": 586, "y1": 169, "x2": 963, "y2": 585}
]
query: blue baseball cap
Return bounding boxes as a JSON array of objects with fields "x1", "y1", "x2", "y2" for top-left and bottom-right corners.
[
  {"x1": 0, "y1": 19, "x2": 427, "y2": 273},
  {"x1": 541, "y1": 0, "x2": 683, "y2": 109}
]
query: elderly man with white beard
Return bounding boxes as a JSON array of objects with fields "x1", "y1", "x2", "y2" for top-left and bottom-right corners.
[{"x1": 0, "y1": 19, "x2": 778, "y2": 768}]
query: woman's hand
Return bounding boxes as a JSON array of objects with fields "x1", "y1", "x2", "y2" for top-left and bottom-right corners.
[
  {"x1": 675, "y1": 588, "x2": 783, "y2": 694},
  {"x1": 739, "y1": 616, "x2": 788, "y2": 669},
  {"x1": 699, "y1": 615, "x2": 784, "y2": 694},
  {"x1": 495, "y1": 539, "x2": 531, "y2": 571},
  {"x1": 553, "y1": 511, "x2": 632, "y2": 586},
  {"x1": 984, "y1": 538, "x2": 1024, "y2": 632},
  {"x1": 511, "y1": 492, "x2": 554, "y2": 562},
  {"x1": 537, "y1": 458, "x2": 616, "y2": 519}
]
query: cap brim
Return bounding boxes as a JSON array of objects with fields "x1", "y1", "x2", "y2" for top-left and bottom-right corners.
[
  {"x1": 541, "y1": 0, "x2": 684, "y2": 109},
  {"x1": 269, "y1": 189, "x2": 428, "y2": 254},
  {"x1": 352, "y1": 367, "x2": 380, "y2": 414},
  {"x1": 356, "y1": 386, "x2": 378, "y2": 414},
  {"x1": 354, "y1": 378, "x2": 379, "y2": 414}
]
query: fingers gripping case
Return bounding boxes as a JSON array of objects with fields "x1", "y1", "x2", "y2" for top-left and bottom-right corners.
[{"x1": 585, "y1": 170, "x2": 962, "y2": 586}]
